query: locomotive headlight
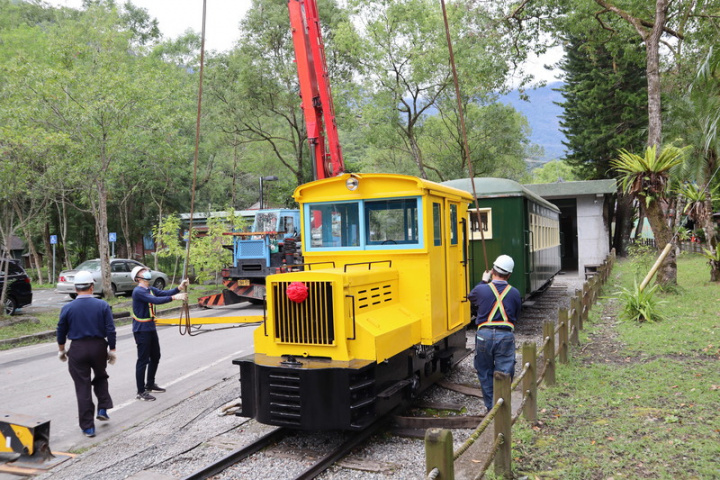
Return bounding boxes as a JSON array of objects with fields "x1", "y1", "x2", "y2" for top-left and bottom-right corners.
[{"x1": 346, "y1": 176, "x2": 359, "y2": 191}]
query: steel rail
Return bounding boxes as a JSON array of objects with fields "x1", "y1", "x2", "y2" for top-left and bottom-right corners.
[{"x1": 180, "y1": 427, "x2": 287, "y2": 480}]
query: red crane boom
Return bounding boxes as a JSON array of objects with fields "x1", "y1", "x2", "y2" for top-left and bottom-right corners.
[{"x1": 288, "y1": 0, "x2": 345, "y2": 179}]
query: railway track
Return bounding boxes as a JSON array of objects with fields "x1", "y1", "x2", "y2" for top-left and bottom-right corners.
[{"x1": 180, "y1": 419, "x2": 388, "y2": 480}]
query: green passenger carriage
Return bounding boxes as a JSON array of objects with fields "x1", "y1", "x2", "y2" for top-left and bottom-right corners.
[{"x1": 443, "y1": 178, "x2": 562, "y2": 299}]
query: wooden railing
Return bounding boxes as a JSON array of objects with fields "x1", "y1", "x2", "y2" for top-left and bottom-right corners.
[{"x1": 425, "y1": 249, "x2": 617, "y2": 480}]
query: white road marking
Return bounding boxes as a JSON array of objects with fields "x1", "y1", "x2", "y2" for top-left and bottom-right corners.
[{"x1": 110, "y1": 349, "x2": 246, "y2": 413}]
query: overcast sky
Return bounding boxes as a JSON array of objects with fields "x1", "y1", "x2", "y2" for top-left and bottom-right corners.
[
  {"x1": 45, "y1": 0, "x2": 562, "y2": 84},
  {"x1": 45, "y1": 0, "x2": 253, "y2": 52}
]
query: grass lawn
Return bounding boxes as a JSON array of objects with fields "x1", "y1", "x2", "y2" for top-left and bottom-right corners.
[{"x1": 512, "y1": 252, "x2": 720, "y2": 479}]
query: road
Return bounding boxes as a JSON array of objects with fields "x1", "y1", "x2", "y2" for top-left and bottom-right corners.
[{"x1": 0, "y1": 301, "x2": 261, "y2": 454}]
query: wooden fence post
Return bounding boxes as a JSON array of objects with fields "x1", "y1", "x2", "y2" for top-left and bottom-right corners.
[
  {"x1": 425, "y1": 428, "x2": 454, "y2": 480},
  {"x1": 578, "y1": 288, "x2": 586, "y2": 330},
  {"x1": 558, "y1": 308, "x2": 568, "y2": 364},
  {"x1": 570, "y1": 296, "x2": 580, "y2": 346},
  {"x1": 494, "y1": 372, "x2": 512, "y2": 479},
  {"x1": 542, "y1": 320, "x2": 556, "y2": 387},
  {"x1": 522, "y1": 341, "x2": 537, "y2": 422}
]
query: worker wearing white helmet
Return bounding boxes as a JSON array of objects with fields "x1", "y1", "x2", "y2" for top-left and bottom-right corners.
[
  {"x1": 467, "y1": 255, "x2": 522, "y2": 412},
  {"x1": 130, "y1": 265, "x2": 189, "y2": 401},
  {"x1": 56, "y1": 270, "x2": 117, "y2": 438}
]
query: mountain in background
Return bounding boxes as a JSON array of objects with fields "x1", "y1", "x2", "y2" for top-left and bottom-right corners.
[{"x1": 498, "y1": 81, "x2": 567, "y2": 163}]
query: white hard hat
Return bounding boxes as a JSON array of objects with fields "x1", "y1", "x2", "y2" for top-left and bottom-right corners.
[
  {"x1": 493, "y1": 255, "x2": 514, "y2": 274},
  {"x1": 74, "y1": 270, "x2": 95, "y2": 286},
  {"x1": 131, "y1": 265, "x2": 147, "y2": 281}
]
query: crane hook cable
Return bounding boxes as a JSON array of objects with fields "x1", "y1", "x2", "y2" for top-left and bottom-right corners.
[
  {"x1": 439, "y1": 0, "x2": 489, "y2": 271},
  {"x1": 179, "y1": 0, "x2": 208, "y2": 336}
]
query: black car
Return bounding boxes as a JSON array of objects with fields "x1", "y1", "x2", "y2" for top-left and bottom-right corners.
[{"x1": 1, "y1": 258, "x2": 33, "y2": 315}]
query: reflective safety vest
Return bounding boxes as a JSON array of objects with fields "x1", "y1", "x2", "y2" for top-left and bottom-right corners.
[
  {"x1": 132, "y1": 294, "x2": 156, "y2": 323},
  {"x1": 477, "y1": 282, "x2": 515, "y2": 330}
]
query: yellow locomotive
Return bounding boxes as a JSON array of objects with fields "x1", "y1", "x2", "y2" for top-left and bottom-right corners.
[{"x1": 235, "y1": 173, "x2": 474, "y2": 430}]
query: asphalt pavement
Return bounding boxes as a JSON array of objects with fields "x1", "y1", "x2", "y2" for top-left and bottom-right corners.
[{"x1": 0, "y1": 299, "x2": 261, "y2": 461}]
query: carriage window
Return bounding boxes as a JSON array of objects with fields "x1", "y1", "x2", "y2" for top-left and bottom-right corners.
[
  {"x1": 432, "y1": 203, "x2": 442, "y2": 246},
  {"x1": 450, "y1": 204, "x2": 458, "y2": 245},
  {"x1": 469, "y1": 208, "x2": 493, "y2": 240},
  {"x1": 366, "y1": 198, "x2": 419, "y2": 246},
  {"x1": 308, "y1": 203, "x2": 360, "y2": 247}
]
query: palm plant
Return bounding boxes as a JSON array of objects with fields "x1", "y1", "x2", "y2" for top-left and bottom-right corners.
[
  {"x1": 667, "y1": 48, "x2": 720, "y2": 281},
  {"x1": 611, "y1": 145, "x2": 687, "y2": 286}
]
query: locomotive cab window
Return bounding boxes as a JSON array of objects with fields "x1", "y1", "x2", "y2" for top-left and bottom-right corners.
[
  {"x1": 366, "y1": 198, "x2": 419, "y2": 246},
  {"x1": 308, "y1": 202, "x2": 360, "y2": 248},
  {"x1": 305, "y1": 197, "x2": 422, "y2": 251},
  {"x1": 469, "y1": 208, "x2": 492, "y2": 240}
]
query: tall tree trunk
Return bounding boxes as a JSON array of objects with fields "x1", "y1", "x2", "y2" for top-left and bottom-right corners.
[
  {"x1": 55, "y1": 198, "x2": 72, "y2": 269},
  {"x1": 94, "y1": 179, "x2": 114, "y2": 299},
  {"x1": 645, "y1": 0, "x2": 669, "y2": 148},
  {"x1": 408, "y1": 135, "x2": 428, "y2": 180},
  {"x1": 702, "y1": 190, "x2": 720, "y2": 281},
  {"x1": 645, "y1": 198, "x2": 676, "y2": 286},
  {"x1": 20, "y1": 224, "x2": 43, "y2": 284},
  {"x1": 613, "y1": 192, "x2": 634, "y2": 257},
  {"x1": 44, "y1": 222, "x2": 54, "y2": 283}
]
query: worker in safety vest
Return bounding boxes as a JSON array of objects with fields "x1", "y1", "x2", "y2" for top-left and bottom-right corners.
[
  {"x1": 467, "y1": 254, "x2": 522, "y2": 412},
  {"x1": 130, "y1": 265, "x2": 188, "y2": 401}
]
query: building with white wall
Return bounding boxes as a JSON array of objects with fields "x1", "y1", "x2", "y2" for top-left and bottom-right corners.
[{"x1": 525, "y1": 180, "x2": 616, "y2": 277}]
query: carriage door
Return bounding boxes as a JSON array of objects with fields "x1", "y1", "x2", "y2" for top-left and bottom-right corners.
[{"x1": 445, "y1": 201, "x2": 465, "y2": 329}]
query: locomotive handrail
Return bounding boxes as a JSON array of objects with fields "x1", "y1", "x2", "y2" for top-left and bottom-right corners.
[
  {"x1": 278, "y1": 261, "x2": 336, "y2": 272},
  {"x1": 343, "y1": 260, "x2": 392, "y2": 272},
  {"x1": 461, "y1": 218, "x2": 469, "y2": 302},
  {"x1": 346, "y1": 294, "x2": 357, "y2": 340}
]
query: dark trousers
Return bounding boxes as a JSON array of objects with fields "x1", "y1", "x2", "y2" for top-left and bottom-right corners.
[
  {"x1": 134, "y1": 330, "x2": 161, "y2": 394},
  {"x1": 67, "y1": 338, "x2": 113, "y2": 430}
]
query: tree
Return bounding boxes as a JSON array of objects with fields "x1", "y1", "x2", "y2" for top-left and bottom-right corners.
[
  {"x1": 204, "y1": 0, "x2": 359, "y2": 190},
  {"x1": 611, "y1": 145, "x2": 686, "y2": 286},
  {"x1": 353, "y1": 0, "x2": 510, "y2": 181},
  {"x1": 20, "y1": 3, "x2": 195, "y2": 297},
  {"x1": 529, "y1": 159, "x2": 580, "y2": 184},
  {"x1": 668, "y1": 49, "x2": 720, "y2": 281}
]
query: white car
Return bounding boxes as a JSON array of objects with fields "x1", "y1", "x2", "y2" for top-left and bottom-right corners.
[{"x1": 56, "y1": 259, "x2": 170, "y2": 299}]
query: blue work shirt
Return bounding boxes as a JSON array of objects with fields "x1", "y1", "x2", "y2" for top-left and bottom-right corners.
[
  {"x1": 56, "y1": 294, "x2": 117, "y2": 349},
  {"x1": 131, "y1": 285, "x2": 180, "y2": 332},
  {"x1": 468, "y1": 280, "x2": 522, "y2": 327}
]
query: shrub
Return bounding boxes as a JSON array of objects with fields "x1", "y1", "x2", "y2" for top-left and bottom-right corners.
[{"x1": 614, "y1": 280, "x2": 666, "y2": 323}]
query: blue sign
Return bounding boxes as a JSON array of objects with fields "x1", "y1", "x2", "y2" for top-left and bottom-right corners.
[
  {"x1": 50, "y1": 235, "x2": 57, "y2": 245},
  {"x1": 109, "y1": 232, "x2": 117, "y2": 242}
]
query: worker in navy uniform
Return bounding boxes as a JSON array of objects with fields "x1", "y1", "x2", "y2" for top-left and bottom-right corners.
[
  {"x1": 468, "y1": 255, "x2": 522, "y2": 412},
  {"x1": 130, "y1": 265, "x2": 188, "y2": 401},
  {"x1": 56, "y1": 270, "x2": 117, "y2": 438}
]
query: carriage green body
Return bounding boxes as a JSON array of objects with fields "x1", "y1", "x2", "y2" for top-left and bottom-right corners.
[{"x1": 443, "y1": 178, "x2": 562, "y2": 299}]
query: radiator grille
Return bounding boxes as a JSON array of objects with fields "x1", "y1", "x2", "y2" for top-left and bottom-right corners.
[
  {"x1": 268, "y1": 371, "x2": 302, "y2": 426},
  {"x1": 273, "y1": 281, "x2": 335, "y2": 345},
  {"x1": 237, "y1": 240, "x2": 265, "y2": 258}
]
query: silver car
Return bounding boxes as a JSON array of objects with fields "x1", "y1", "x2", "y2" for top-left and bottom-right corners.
[{"x1": 56, "y1": 259, "x2": 170, "y2": 299}]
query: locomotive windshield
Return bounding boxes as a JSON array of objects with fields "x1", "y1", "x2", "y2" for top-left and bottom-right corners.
[{"x1": 306, "y1": 197, "x2": 422, "y2": 250}]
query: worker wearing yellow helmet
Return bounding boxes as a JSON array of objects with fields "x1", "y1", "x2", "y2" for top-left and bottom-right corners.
[{"x1": 130, "y1": 265, "x2": 189, "y2": 402}]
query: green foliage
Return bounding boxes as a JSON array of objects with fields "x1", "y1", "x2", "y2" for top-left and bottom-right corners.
[
  {"x1": 613, "y1": 280, "x2": 666, "y2": 323},
  {"x1": 529, "y1": 159, "x2": 580, "y2": 183},
  {"x1": 611, "y1": 145, "x2": 687, "y2": 205},
  {"x1": 154, "y1": 210, "x2": 250, "y2": 285},
  {"x1": 558, "y1": 31, "x2": 648, "y2": 180}
]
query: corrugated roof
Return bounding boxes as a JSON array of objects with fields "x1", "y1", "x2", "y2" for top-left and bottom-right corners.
[
  {"x1": 442, "y1": 177, "x2": 559, "y2": 211},
  {"x1": 524, "y1": 179, "x2": 617, "y2": 197}
]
